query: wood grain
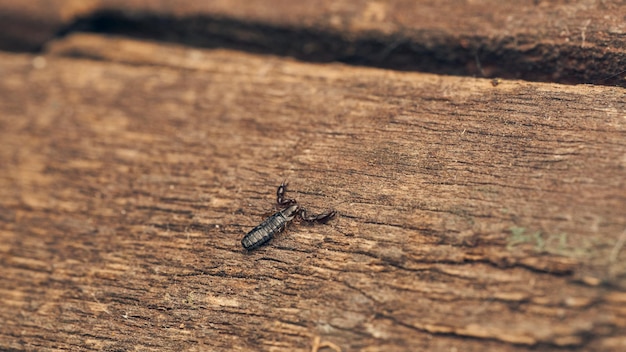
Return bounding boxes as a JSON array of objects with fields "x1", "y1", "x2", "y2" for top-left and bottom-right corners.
[
  {"x1": 0, "y1": 34, "x2": 625, "y2": 351},
  {"x1": 1, "y1": 0, "x2": 625, "y2": 85}
]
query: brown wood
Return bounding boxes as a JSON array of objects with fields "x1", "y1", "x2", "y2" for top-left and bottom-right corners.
[
  {"x1": 1, "y1": 0, "x2": 625, "y2": 85},
  {"x1": 0, "y1": 33, "x2": 625, "y2": 351}
]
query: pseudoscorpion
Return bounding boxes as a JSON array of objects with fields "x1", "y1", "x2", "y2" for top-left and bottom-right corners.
[{"x1": 241, "y1": 182, "x2": 336, "y2": 250}]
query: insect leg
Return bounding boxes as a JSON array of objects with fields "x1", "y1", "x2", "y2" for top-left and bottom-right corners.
[
  {"x1": 299, "y1": 208, "x2": 336, "y2": 224},
  {"x1": 277, "y1": 181, "x2": 296, "y2": 206}
]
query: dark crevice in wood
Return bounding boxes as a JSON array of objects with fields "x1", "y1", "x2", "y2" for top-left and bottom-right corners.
[{"x1": 51, "y1": 10, "x2": 626, "y2": 87}]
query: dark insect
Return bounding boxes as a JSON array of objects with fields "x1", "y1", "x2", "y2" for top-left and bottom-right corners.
[{"x1": 241, "y1": 182, "x2": 336, "y2": 250}]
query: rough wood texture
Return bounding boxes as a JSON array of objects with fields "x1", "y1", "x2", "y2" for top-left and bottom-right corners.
[
  {"x1": 1, "y1": 0, "x2": 625, "y2": 85},
  {"x1": 1, "y1": 34, "x2": 625, "y2": 351}
]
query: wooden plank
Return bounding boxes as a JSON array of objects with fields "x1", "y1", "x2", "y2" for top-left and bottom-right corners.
[
  {"x1": 0, "y1": 0, "x2": 625, "y2": 85},
  {"x1": 1, "y1": 34, "x2": 625, "y2": 351}
]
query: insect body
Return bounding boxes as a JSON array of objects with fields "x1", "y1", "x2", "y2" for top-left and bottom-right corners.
[{"x1": 241, "y1": 182, "x2": 336, "y2": 250}]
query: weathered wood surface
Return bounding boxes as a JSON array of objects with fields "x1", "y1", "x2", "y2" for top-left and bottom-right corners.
[
  {"x1": 1, "y1": 0, "x2": 625, "y2": 85},
  {"x1": 1, "y1": 33, "x2": 625, "y2": 351}
]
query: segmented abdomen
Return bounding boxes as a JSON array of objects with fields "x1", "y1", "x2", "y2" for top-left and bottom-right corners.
[{"x1": 241, "y1": 211, "x2": 288, "y2": 250}]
